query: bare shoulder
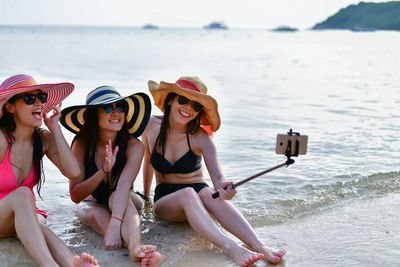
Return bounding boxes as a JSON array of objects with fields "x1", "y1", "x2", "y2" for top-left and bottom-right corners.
[
  {"x1": 0, "y1": 129, "x2": 9, "y2": 160},
  {"x1": 128, "y1": 136, "x2": 144, "y2": 148},
  {"x1": 190, "y1": 127, "x2": 214, "y2": 152},
  {"x1": 127, "y1": 136, "x2": 144, "y2": 154},
  {"x1": 143, "y1": 116, "x2": 161, "y2": 138}
]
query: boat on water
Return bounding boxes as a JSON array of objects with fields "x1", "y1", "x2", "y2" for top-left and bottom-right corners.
[
  {"x1": 142, "y1": 24, "x2": 159, "y2": 30},
  {"x1": 204, "y1": 21, "x2": 228, "y2": 30},
  {"x1": 272, "y1": 26, "x2": 298, "y2": 32}
]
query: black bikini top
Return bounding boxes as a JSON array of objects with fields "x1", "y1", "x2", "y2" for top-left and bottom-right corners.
[
  {"x1": 150, "y1": 130, "x2": 202, "y2": 174},
  {"x1": 85, "y1": 149, "x2": 113, "y2": 205}
]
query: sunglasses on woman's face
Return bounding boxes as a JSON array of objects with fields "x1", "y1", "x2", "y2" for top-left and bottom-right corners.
[
  {"x1": 101, "y1": 102, "x2": 127, "y2": 114},
  {"x1": 177, "y1": 95, "x2": 203, "y2": 112},
  {"x1": 9, "y1": 93, "x2": 48, "y2": 105}
]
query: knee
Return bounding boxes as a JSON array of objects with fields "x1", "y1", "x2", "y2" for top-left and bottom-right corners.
[
  {"x1": 78, "y1": 208, "x2": 108, "y2": 226},
  {"x1": 198, "y1": 187, "x2": 213, "y2": 199},
  {"x1": 179, "y1": 187, "x2": 201, "y2": 203},
  {"x1": 10, "y1": 187, "x2": 35, "y2": 206}
]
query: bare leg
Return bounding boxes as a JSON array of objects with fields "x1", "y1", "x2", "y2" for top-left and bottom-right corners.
[
  {"x1": 0, "y1": 187, "x2": 58, "y2": 266},
  {"x1": 40, "y1": 223, "x2": 74, "y2": 266},
  {"x1": 199, "y1": 188, "x2": 285, "y2": 264},
  {"x1": 130, "y1": 192, "x2": 144, "y2": 212},
  {"x1": 109, "y1": 193, "x2": 159, "y2": 265},
  {"x1": 76, "y1": 203, "x2": 110, "y2": 236},
  {"x1": 77, "y1": 195, "x2": 159, "y2": 266},
  {"x1": 154, "y1": 187, "x2": 264, "y2": 266}
]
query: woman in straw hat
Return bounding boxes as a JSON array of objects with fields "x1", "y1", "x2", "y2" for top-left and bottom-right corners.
[
  {"x1": 0, "y1": 74, "x2": 98, "y2": 267},
  {"x1": 142, "y1": 76, "x2": 286, "y2": 266},
  {"x1": 60, "y1": 86, "x2": 161, "y2": 266}
]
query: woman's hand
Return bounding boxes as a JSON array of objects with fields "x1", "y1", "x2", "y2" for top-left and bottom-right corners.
[
  {"x1": 103, "y1": 139, "x2": 119, "y2": 173},
  {"x1": 216, "y1": 181, "x2": 237, "y2": 200},
  {"x1": 43, "y1": 105, "x2": 61, "y2": 133},
  {"x1": 104, "y1": 219, "x2": 122, "y2": 249}
]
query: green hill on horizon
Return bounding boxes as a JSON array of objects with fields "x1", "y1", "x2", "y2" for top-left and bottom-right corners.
[{"x1": 313, "y1": 1, "x2": 400, "y2": 30}]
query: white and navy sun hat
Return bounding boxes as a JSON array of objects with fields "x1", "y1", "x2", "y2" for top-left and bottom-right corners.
[
  {"x1": 0, "y1": 74, "x2": 74, "y2": 117},
  {"x1": 60, "y1": 85, "x2": 151, "y2": 137}
]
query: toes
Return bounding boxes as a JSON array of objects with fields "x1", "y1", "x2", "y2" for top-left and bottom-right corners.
[
  {"x1": 73, "y1": 255, "x2": 81, "y2": 267},
  {"x1": 243, "y1": 253, "x2": 264, "y2": 266}
]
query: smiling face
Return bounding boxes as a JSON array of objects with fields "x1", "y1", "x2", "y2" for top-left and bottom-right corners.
[
  {"x1": 170, "y1": 95, "x2": 201, "y2": 126},
  {"x1": 97, "y1": 102, "x2": 126, "y2": 132},
  {"x1": 6, "y1": 89, "x2": 46, "y2": 128}
]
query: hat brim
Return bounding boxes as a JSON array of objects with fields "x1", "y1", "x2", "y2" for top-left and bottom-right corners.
[
  {"x1": 148, "y1": 80, "x2": 220, "y2": 132},
  {"x1": 60, "y1": 93, "x2": 151, "y2": 137},
  {"x1": 0, "y1": 83, "x2": 74, "y2": 117}
]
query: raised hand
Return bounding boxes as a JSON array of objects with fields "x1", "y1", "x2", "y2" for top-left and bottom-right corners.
[
  {"x1": 103, "y1": 139, "x2": 119, "y2": 174},
  {"x1": 43, "y1": 104, "x2": 62, "y2": 133}
]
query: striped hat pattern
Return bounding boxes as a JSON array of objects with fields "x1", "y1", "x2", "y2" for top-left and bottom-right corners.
[
  {"x1": 0, "y1": 74, "x2": 74, "y2": 117},
  {"x1": 60, "y1": 86, "x2": 151, "y2": 137}
]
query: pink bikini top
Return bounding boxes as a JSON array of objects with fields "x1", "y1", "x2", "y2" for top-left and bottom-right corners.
[{"x1": 0, "y1": 139, "x2": 47, "y2": 218}]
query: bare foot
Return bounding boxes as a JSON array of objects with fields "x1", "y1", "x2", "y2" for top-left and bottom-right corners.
[
  {"x1": 73, "y1": 253, "x2": 99, "y2": 267},
  {"x1": 224, "y1": 243, "x2": 264, "y2": 266},
  {"x1": 259, "y1": 247, "x2": 286, "y2": 264},
  {"x1": 141, "y1": 251, "x2": 162, "y2": 267},
  {"x1": 130, "y1": 244, "x2": 157, "y2": 262}
]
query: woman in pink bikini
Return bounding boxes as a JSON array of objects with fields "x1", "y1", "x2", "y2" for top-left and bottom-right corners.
[{"x1": 0, "y1": 74, "x2": 98, "y2": 267}]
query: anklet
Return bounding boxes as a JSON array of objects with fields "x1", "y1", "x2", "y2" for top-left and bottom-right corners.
[{"x1": 111, "y1": 216, "x2": 123, "y2": 223}]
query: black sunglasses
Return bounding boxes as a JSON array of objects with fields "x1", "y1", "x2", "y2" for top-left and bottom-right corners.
[
  {"x1": 177, "y1": 95, "x2": 203, "y2": 112},
  {"x1": 9, "y1": 93, "x2": 48, "y2": 105},
  {"x1": 101, "y1": 102, "x2": 127, "y2": 114}
]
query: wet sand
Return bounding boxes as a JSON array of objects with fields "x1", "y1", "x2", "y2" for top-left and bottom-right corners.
[{"x1": 1, "y1": 193, "x2": 400, "y2": 266}]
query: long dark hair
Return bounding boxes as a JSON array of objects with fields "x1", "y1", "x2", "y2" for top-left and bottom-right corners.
[
  {"x1": 152, "y1": 93, "x2": 202, "y2": 161},
  {"x1": 73, "y1": 107, "x2": 130, "y2": 189},
  {"x1": 0, "y1": 108, "x2": 45, "y2": 198}
]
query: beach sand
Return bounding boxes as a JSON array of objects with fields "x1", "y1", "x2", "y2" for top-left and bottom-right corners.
[{"x1": 1, "y1": 193, "x2": 399, "y2": 266}]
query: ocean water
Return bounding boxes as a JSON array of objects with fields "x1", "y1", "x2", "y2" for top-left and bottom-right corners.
[{"x1": 1, "y1": 25, "x2": 400, "y2": 265}]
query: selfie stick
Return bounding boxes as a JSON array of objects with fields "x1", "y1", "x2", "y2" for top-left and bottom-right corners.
[{"x1": 212, "y1": 129, "x2": 299, "y2": 199}]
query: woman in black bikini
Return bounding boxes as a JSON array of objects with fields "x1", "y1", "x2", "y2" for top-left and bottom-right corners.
[
  {"x1": 142, "y1": 76, "x2": 286, "y2": 266},
  {"x1": 60, "y1": 85, "x2": 160, "y2": 267}
]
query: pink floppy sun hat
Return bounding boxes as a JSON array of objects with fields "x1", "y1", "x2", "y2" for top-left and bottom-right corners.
[{"x1": 0, "y1": 74, "x2": 74, "y2": 117}]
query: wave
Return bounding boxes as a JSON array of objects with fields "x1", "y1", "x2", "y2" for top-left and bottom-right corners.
[{"x1": 248, "y1": 171, "x2": 400, "y2": 227}]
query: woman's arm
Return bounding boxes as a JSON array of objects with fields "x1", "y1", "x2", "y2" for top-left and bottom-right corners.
[
  {"x1": 69, "y1": 139, "x2": 112, "y2": 203},
  {"x1": 110, "y1": 138, "x2": 145, "y2": 219},
  {"x1": 42, "y1": 106, "x2": 80, "y2": 179},
  {"x1": 142, "y1": 129, "x2": 154, "y2": 199},
  {"x1": 199, "y1": 131, "x2": 237, "y2": 200}
]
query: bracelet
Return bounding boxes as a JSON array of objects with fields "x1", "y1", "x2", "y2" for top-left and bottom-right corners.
[
  {"x1": 101, "y1": 166, "x2": 110, "y2": 175},
  {"x1": 111, "y1": 216, "x2": 123, "y2": 223}
]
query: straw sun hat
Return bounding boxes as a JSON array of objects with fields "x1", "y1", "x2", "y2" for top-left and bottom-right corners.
[
  {"x1": 60, "y1": 86, "x2": 151, "y2": 137},
  {"x1": 148, "y1": 76, "x2": 221, "y2": 132},
  {"x1": 0, "y1": 74, "x2": 74, "y2": 117}
]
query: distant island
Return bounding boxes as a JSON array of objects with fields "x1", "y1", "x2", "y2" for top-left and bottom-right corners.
[
  {"x1": 272, "y1": 26, "x2": 298, "y2": 32},
  {"x1": 142, "y1": 24, "x2": 158, "y2": 30},
  {"x1": 313, "y1": 1, "x2": 400, "y2": 31},
  {"x1": 204, "y1": 21, "x2": 228, "y2": 30}
]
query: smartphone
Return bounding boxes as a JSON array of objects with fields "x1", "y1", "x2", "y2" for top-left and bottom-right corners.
[{"x1": 276, "y1": 133, "x2": 308, "y2": 156}]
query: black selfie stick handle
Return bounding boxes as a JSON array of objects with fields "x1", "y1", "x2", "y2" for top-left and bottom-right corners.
[{"x1": 211, "y1": 159, "x2": 294, "y2": 199}]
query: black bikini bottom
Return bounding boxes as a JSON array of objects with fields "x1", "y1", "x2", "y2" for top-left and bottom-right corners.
[{"x1": 154, "y1": 182, "x2": 209, "y2": 202}]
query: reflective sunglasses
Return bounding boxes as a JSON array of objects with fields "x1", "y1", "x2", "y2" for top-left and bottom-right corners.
[
  {"x1": 101, "y1": 102, "x2": 127, "y2": 114},
  {"x1": 9, "y1": 93, "x2": 48, "y2": 105},
  {"x1": 177, "y1": 95, "x2": 203, "y2": 112}
]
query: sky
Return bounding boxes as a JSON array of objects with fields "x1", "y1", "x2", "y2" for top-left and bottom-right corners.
[{"x1": 0, "y1": 0, "x2": 390, "y2": 29}]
